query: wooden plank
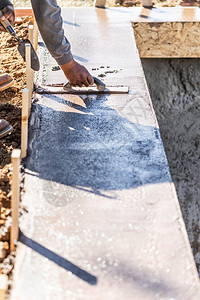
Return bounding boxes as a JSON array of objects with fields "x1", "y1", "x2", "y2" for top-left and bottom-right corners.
[
  {"x1": 21, "y1": 89, "x2": 29, "y2": 159},
  {"x1": 15, "y1": 8, "x2": 34, "y2": 18},
  {"x1": 132, "y1": 21, "x2": 200, "y2": 58},
  {"x1": 0, "y1": 275, "x2": 8, "y2": 300},
  {"x1": 140, "y1": 0, "x2": 153, "y2": 7},
  {"x1": 130, "y1": 7, "x2": 200, "y2": 58},
  {"x1": 28, "y1": 25, "x2": 35, "y2": 98},
  {"x1": 35, "y1": 85, "x2": 129, "y2": 94},
  {"x1": 10, "y1": 149, "x2": 21, "y2": 252},
  {"x1": 33, "y1": 21, "x2": 39, "y2": 51},
  {"x1": 94, "y1": 0, "x2": 106, "y2": 7},
  {"x1": 28, "y1": 24, "x2": 34, "y2": 45},
  {"x1": 25, "y1": 43, "x2": 33, "y2": 116}
]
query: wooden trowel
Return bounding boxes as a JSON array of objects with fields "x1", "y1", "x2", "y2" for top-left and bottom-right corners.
[{"x1": 0, "y1": 11, "x2": 40, "y2": 71}]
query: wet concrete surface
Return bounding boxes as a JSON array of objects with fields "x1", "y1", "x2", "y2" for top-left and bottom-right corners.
[{"x1": 11, "y1": 8, "x2": 200, "y2": 300}]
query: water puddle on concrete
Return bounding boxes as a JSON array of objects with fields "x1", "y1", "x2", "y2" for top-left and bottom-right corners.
[{"x1": 142, "y1": 58, "x2": 200, "y2": 275}]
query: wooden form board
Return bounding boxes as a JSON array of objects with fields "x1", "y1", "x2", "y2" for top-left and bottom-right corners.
[
  {"x1": 15, "y1": 8, "x2": 34, "y2": 18},
  {"x1": 132, "y1": 7, "x2": 200, "y2": 58},
  {"x1": 11, "y1": 150, "x2": 21, "y2": 252},
  {"x1": 133, "y1": 21, "x2": 200, "y2": 58},
  {"x1": 21, "y1": 90, "x2": 29, "y2": 159},
  {"x1": 94, "y1": 0, "x2": 106, "y2": 7}
]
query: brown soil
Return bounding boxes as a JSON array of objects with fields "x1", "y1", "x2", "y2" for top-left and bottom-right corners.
[{"x1": 0, "y1": 17, "x2": 31, "y2": 278}]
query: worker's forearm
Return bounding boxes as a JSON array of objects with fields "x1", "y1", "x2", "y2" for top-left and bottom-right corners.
[
  {"x1": 0, "y1": 0, "x2": 12, "y2": 10},
  {"x1": 31, "y1": 0, "x2": 73, "y2": 66}
]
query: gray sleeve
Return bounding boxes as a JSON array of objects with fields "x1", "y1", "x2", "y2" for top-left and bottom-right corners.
[
  {"x1": 0, "y1": 0, "x2": 13, "y2": 10},
  {"x1": 31, "y1": 0, "x2": 73, "y2": 66}
]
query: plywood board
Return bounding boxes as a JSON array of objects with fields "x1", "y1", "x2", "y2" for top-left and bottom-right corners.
[{"x1": 133, "y1": 22, "x2": 200, "y2": 58}]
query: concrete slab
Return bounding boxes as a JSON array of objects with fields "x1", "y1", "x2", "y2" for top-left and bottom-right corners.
[{"x1": 11, "y1": 8, "x2": 200, "y2": 300}]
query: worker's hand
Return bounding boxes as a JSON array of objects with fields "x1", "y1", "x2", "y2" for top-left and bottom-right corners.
[
  {"x1": 60, "y1": 59, "x2": 94, "y2": 87},
  {"x1": 0, "y1": 5, "x2": 15, "y2": 32}
]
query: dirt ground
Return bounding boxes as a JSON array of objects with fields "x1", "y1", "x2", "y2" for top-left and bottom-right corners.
[{"x1": 0, "y1": 17, "x2": 30, "y2": 279}]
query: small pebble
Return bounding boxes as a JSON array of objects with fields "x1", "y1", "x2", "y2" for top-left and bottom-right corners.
[
  {"x1": 98, "y1": 74, "x2": 106, "y2": 78},
  {"x1": 9, "y1": 87, "x2": 18, "y2": 93},
  {"x1": 52, "y1": 66, "x2": 61, "y2": 71}
]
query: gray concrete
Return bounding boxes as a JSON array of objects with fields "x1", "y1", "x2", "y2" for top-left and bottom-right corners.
[
  {"x1": 11, "y1": 8, "x2": 200, "y2": 300},
  {"x1": 142, "y1": 58, "x2": 200, "y2": 275}
]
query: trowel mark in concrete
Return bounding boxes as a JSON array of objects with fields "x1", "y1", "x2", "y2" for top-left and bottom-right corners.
[{"x1": 142, "y1": 58, "x2": 200, "y2": 275}]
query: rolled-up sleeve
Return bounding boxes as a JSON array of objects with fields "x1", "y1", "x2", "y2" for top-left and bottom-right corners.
[
  {"x1": 31, "y1": 0, "x2": 73, "y2": 65},
  {"x1": 0, "y1": 0, "x2": 13, "y2": 10}
]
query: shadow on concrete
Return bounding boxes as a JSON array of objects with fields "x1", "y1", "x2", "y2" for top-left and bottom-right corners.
[
  {"x1": 18, "y1": 230, "x2": 97, "y2": 285},
  {"x1": 100, "y1": 257, "x2": 185, "y2": 298},
  {"x1": 25, "y1": 93, "x2": 171, "y2": 198},
  {"x1": 63, "y1": 20, "x2": 80, "y2": 27}
]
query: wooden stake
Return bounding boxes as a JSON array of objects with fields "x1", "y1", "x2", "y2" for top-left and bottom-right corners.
[
  {"x1": 21, "y1": 89, "x2": 29, "y2": 159},
  {"x1": 140, "y1": 0, "x2": 153, "y2": 7},
  {"x1": 33, "y1": 20, "x2": 39, "y2": 51},
  {"x1": 10, "y1": 149, "x2": 21, "y2": 252},
  {"x1": 28, "y1": 25, "x2": 35, "y2": 99},
  {"x1": 0, "y1": 275, "x2": 8, "y2": 300},
  {"x1": 28, "y1": 24, "x2": 34, "y2": 45},
  {"x1": 25, "y1": 43, "x2": 33, "y2": 116},
  {"x1": 94, "y1": 0, "x2": 106, "y2": 7}
]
